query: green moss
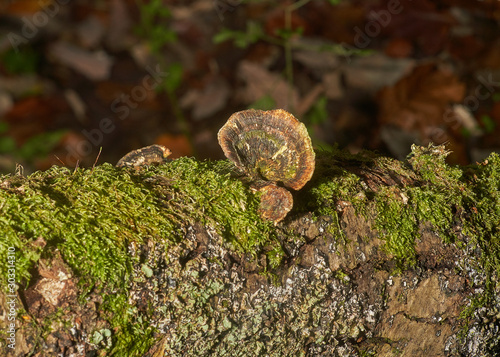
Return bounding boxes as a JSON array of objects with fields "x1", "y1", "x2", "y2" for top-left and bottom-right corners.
[
  {"x1": 408, "y1": 187, "x2": 458, "y2": 243},
  {"x1": 267, "y1": 245, "x2": 285, "y2": 269},
  {"x1": 459, "y1": 153, "x2": 500, "y2": 328},
  {"x1": 308, "y1": 173, "x2": 363, "y2": 241},
  {"x1": 407, "y1": 146, "x2": 500, "y2": 284},
  {"x1": 373, "y1": 186, "x2": 417, "y2": 264},
  {"x1": 148, "y1": 158, "x2": 276, "y2": 253},
  {"x1": 0, "y1": 159, "x2": 276, "y2": 287},
  {"x1": 0, "y1": 158, "x2": 277, "y2": 356},
  {"x1": 374, "y1": 156, "x2": 415, "y2": 181},
  {"x1": 462, "y1": 153, "x2": 500, "y2": 273},
  {"x1": 334, "y1": 269, "x2": 350, "y2": 283},
  {"x1": 407, "y1": 143, "x2": 463, "y2": 185},
  {"x1": 306, "y1": 149, "x2": 369, "y2": 241},
  {"x1": 102, "y1": 294, "x2": 157, "y2": 356}
]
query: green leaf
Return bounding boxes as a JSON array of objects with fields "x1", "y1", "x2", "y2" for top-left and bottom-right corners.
[
  {"x1": 245, "y1": 21, "x2": 264, "y2": 44},
  {"x1": 213, "y1": 29, "x2": 238, "y2": 44},
  {"x1": 18, "y1": 130, "x2": 66, "y2": 162},
  {"x1": 480, "y1": 115, "x2": 496, "y2": 134},
  {"x1": 249, "y1": 95, "x2": 276, "y2": 111},
  {"x1": 1, "y1": 47, "x2": 39, "y2": 75},
  {"x1": 213, "y1": 21, "x2": 264, "y2": 49},
  {"x1": 149, "y1": 26, "x2": 177, "y2": 52},
  {"x1": 0, "y1": 122, "x2": 9, "y2": 134},
  {"x1": 0, "y1": 137, "x2": 16, "y2": 154},
  {"x1": 163, "y1": 63, "x2": 183, "y2": 93},
  {"x1": 275, "y1": 27, "x2": 303, "y2": 40},
  {"x1": 305, "y1": 96, "x2": 328, "y2": 125},
  {"x1": 135, "y1": 0, "x2": 174, "y2": 52}
]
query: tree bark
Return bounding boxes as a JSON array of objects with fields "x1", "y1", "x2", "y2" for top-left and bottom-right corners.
[{"x1": 0, "y1": 145, "x2": 499, "y2": 356}]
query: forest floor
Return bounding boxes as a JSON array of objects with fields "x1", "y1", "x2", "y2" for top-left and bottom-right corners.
[{"x1": 0, "y1": 0, "x2": 500, "y2": 174}]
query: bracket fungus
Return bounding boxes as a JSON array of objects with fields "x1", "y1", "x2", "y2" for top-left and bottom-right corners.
[
  {"x1": 116, "y1": 144, "x2": 171, "y2": 168},
  {"x1": 218, "y1": 109, "x2": 315, "y2": 223}
]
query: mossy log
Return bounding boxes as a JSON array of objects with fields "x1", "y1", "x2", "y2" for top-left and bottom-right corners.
[{"x1": 0, "y1": 145, "x2": 499, "y2": 356}]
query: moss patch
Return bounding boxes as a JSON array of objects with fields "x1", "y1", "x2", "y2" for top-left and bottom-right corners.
[
  {"x1": 0, "y1": 159, "x2": 276, "y2": 287},
  {"x1": 0, "y1": 158, "x2": 276, "y2": 356}
]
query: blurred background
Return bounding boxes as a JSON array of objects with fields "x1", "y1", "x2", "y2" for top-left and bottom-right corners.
[{"x1": 0, "y1": 0, "x2": 499, "y2": 174}]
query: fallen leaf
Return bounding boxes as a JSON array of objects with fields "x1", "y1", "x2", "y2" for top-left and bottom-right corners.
[
  {"x1": 0, "y1": 91, "x2": 13, "y2": 116},
  {"x1": 343, "y1": 53, "x2": 415, "y2": 93},
  {"x1": 303, "y1": 2, "x2": 366, "y2": 44},
  {"x1": 367, "y1": 0, "x2": 455, "y2": 55},
  {"x1": 5, "y1": 95, "x2": 69, "y2": 144},
  {"x1": 384, "y1": 38, "x2": 413, "y2": 58},
  {"x1": 322, "y1": 71, "x2": 343, "y2": 99},
  {"x1": 377, "y1": 63, "x2": 468, "y2": 162},
  {"x1": 155, "y1": 133, "x2": 192, "y2": 158},
  {"x1": 2, "y1": 0, "x2": 45, "y2": 15},
  {"x1": 180, "y1": 76, "x2": 230, "y2": 120},
  {"x1": 295, "y1": 83, "x2": 324, "y2": 117},
  {"x1": 76, "y1": 15, "x2": 105, "y2": 49},
  {"x1": 105, "y1": 0, "x2": 132, "y2": 51},
  {"x1": 238, "y1": 60, "x2": 299, "y2": 111},
  {"x1": 293, "y1": 46, "x2": 340, "y2": 73},
  {"x1": 49, "y1": 41, "x2": 113, "y2": 81}
]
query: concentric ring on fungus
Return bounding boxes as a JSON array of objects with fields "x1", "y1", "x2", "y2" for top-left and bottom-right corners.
[{"x1": 218, "y1": 109, "x2": 315, "y2": 223}]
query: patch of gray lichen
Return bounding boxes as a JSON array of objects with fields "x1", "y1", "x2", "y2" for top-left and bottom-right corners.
[{"x1": 129, "y1": 223, "x2": 364, "y2": 356}]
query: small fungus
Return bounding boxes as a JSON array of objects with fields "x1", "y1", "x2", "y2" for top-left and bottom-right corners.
[
  {"x1": 116, "y1": 144, "x2": 172, "y2": 168},
  {"x1": 218, "y1": 109, "x2": 315, "y2": 223}
]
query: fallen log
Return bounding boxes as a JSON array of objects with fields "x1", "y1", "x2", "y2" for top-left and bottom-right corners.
[{"x1": 0, "y1": 144, "x2": 499, "y2": 356}]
